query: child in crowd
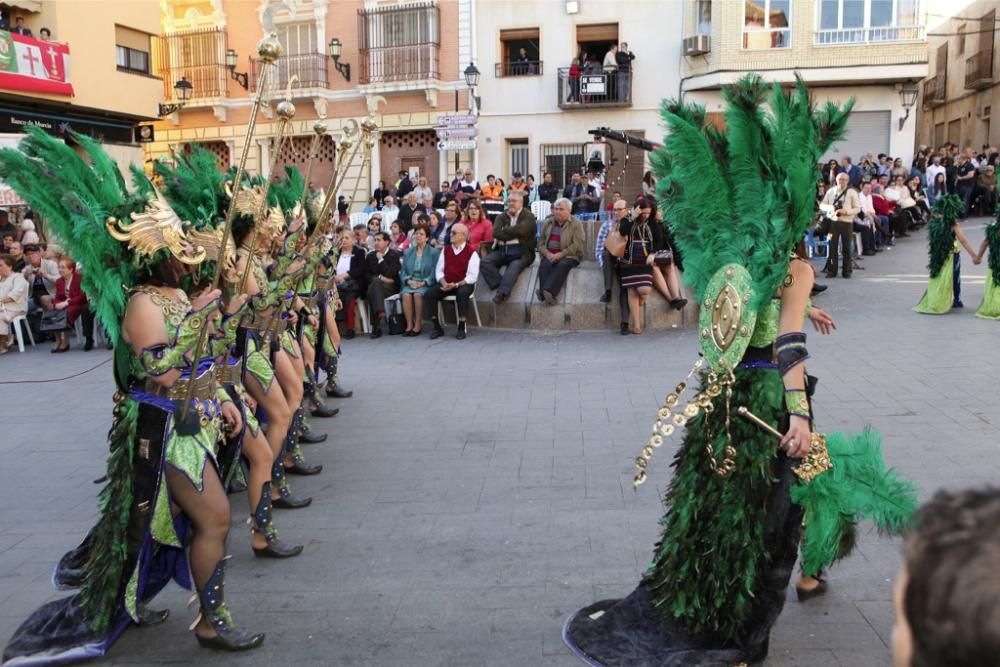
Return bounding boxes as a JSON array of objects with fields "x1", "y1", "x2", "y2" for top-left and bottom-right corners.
[{"x1": 892, "y1": 487, "x2": 1000, "y2": 667}]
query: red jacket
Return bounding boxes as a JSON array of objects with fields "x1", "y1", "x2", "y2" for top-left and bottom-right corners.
[
  {"x1": 871, "y1": 194, "x2": 896, "y2": 216},
  {"x1": 55, "y1": 270, "x2": 88, "y2": 324}
]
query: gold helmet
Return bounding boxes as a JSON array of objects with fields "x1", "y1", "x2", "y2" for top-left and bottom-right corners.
[{"x1": 106, "y1": 190, "x2": 206, "y2": 265}]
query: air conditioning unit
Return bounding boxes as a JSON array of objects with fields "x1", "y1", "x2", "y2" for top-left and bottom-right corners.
[{"x1": 683, "y1": 34, "x2": 711, "y2": 56}]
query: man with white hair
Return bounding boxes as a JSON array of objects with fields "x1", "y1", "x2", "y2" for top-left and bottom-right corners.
[
  {"x1": 820, "y1": 171, "x2": 861, "y2": 278},
  {"x1": 481, "y1": 190, "x2": 537, "y2": 304},
  {"x1": 536, "y1": 197, "x2": 584, "y2": 304},
  {"x1": 398, "y1": 191, "x2": 425, "y2": 233},
  {"x1": 425, "y1": 222, "x2": 480, "y2": 340}
]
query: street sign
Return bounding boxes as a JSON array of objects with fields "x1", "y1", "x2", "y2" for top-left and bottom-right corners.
[
  {"x1": 438, "y1": 139, "x2": 477, "y2": 151},
  {"x1": 581, "y1": 75, "x2": 605, "y2": 95},
  {"x1": 437, "y1": 113, "x2": 477, "y2": 126},
  {"x1": 435, "y1": 126, "x2": 477, "y2": 138}
]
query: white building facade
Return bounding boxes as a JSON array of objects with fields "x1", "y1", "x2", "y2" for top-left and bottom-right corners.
[{"x1": 470, "y1": 0, "x2": 683, "y2": 200}]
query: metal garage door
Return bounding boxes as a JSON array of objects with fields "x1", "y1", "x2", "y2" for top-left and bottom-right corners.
[{"x1": 821, "y1": 110, "x2": 890, "y2": 162}]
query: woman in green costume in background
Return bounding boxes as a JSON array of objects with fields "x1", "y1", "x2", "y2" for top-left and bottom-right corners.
[
  {"x1": 974, "y1": 215, "x2": 1000, "y2": 320},
  {"x1": 914, "y1": 194, "x2": 981, "y2": 314}
]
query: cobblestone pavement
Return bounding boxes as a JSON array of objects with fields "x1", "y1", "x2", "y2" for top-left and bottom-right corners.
[{"x1": 0, "y1": 219, "x2": 996, "y2": 666}]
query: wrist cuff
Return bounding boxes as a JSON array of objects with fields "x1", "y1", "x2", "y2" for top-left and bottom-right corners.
[{"x1": 784, "y1": 389, "x2": 811, "y2": 420}]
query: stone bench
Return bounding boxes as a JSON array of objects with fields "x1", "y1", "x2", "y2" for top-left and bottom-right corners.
[{"x1": 464, "y1": 260, "x2": 698, "y2": 331}]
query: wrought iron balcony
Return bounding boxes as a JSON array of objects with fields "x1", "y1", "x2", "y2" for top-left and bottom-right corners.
[
  {"x1": 250, "y1": 53, "x2": 329, "y2": 92},
  {"x1": 154, "y1": 27, "x2": 229, "y2": 101},
  {"x1": 495, "y1": 60, "x2": 543, "y2": 77},
  {"x1": 557, "y1": 68, "x2": 632, "y2": 109},
  {"x1": 922, "y1": 74, "x2": 946, "y2": 108},
  {"x1": 357, "y1": 1, "x2": 440, "y2": 86},
  {"x1": 965, "y1": 50, "x2": 995, "y2": 90}
]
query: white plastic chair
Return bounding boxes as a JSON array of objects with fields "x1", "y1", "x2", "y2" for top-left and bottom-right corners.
[
  {"x1": 530, "y1": 200, "x2": 551, "y2": 222},
  {"x1": 383, "y1": 292, "x2": 402, "y2": 318},
  {"x1": 73, "y1": 317, "x2": 105, "y2": 346},
  {"x1": 355, "y1": 298, "x2": 371, "y2": 334},
  {"x1": 380, "y1": 209, "x2": 398, "y2": 233},
  {"x1": 11, "y1": 314, "x2": 35, "y2": 352},
  {"x1": 437, "y1": 283, "x2": 482, "y2": 328},
  {"x1": 348, "y1": 211, "x2": 368, "y2": 230}
]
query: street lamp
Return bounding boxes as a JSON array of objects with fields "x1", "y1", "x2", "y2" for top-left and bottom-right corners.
[
  {"x1": 329, "y1": 37, "x2": 350, "y2": 82},
  {"x1": 158, "y1": 77, "x2": 193, "y2": 117},
  {"x1": 464, "y1": 62, "x2": 481, "y2": 114},
  {"x1": 225, "y1": 48, "x2": 249, "y2": 90},
  {"x1": 897, "y1": 81, "x2": 919, "y2": 131}
]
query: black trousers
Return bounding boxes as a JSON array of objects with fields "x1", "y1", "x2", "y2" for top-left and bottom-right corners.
[
  {"x1": 537, "y1": 257, "x2": 579, "y2": 298},
  {"x1": 367, "y1": 278, "x2": 399, "y2": 319},
  {"x1": 600, "y1": 251, "x2": 630, "y2": 323},
  {"x1": 425, "y1": 284, "x2": 474, "y2": 322},
  {"x1": 827, "y1": 220, "x2": 853, "y2": 277},
  {"x1": 852, "y1": 221, "x2": 876, "y2": 255}
]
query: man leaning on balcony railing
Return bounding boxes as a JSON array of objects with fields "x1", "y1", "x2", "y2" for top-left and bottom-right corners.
[{"x1": 615, "y1": 42, "x2": 634, "y2": 103}]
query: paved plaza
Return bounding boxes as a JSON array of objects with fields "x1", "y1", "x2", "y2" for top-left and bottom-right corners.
[{"x1": 0, "y1": 221, "x2": 997, "y2": 666}]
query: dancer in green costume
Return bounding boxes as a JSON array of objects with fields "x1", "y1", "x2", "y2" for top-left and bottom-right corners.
[
  {"x1": 914, "y1": 194, "x2": 981, "y2": 314},
  {"x1": 974, "y1": 215, "x2": 1000, "y2": 320},
  {"x1": 563, "y1": 76, "x2": 917, "y2": 666}
]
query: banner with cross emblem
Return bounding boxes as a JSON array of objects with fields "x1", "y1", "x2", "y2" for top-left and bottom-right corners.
[{"x1": 0, "y1": 29, "x2": 73, "y2": 96}]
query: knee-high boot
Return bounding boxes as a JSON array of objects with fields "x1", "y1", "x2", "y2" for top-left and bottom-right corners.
[
  {"x1": 324, "y1": 354, "x2": 353, "y2": 398},
  {"x1": 193, "y1": 557, "x2": 265, "y2": 651},
  {"x1": 251, "y1": 482, "x2": 303, "y2": 558},
  {"x1": 271, "y1": 455, "x2": 311, "y2": 509},
  {"x1": 306, "y1": 365, "x2": 338, "y2": 418},
  {"x1": 284, "y1": 406, "x2": 323, "y2": 475}
]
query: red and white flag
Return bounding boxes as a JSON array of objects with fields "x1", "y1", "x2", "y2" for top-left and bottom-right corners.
[{"x1": 0, "y1": 29, "x2": 73, "y2": 97}]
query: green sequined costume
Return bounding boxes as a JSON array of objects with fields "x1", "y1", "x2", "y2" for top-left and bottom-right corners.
[{"x1": 976, "y1": 220, "x2": 1000, "y2": 320}]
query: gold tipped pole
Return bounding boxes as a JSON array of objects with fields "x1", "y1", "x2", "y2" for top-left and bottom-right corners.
[
  {"x1": 178, "y1": 28, "x2": 284, "y2": 425},
  {"x1": 735, "y1": 406, "x2": 784, "y2": 439},
  {"x1": 297, "y1": 119, "x2": 328, "y2": 214}
]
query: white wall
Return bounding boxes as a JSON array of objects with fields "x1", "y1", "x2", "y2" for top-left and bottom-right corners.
[
  {"x1": 472, "y1": 0, "x2": 683, "y2": 181},
  {"x1": 686, "y1": 83, "x2": 919, "y2": 165}
]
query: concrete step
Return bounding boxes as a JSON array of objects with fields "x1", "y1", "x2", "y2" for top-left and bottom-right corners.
[{"x1": 466, "y1": 261, "x2": 698, "y2": 331}]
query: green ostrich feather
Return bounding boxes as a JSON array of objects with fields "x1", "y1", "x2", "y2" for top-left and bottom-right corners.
[
  {"x1": 78, "y1": 397, "x2": 139, "y2": 633},
  {"x1": 155, "y1": 146, "x2": 226, "y2": 228},
  {"x1": 652, "y1": 75, "x2": 851, "y2": 313},
  {"x1": 269, "y1": 165, "x2": 305, "y2": 213},
  {"x1": 646, "y1": 369, "x2": 785, "y2": 640},
  {"x1": 792, "y1": 429, "x2": 918, "y2": 577},
  {"x1": 986, "y1": 220, "x2": 1000, "y2": 285},
  {"x1": 927, "y1": 194, "x2": 963, "y2": 278},
  {"x1": 0, "y1": 126, "x2": 145, "y2": 354}
]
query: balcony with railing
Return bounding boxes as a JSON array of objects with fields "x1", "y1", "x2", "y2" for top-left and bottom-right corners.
[
  {"x1": 557, "y1": 69, "x2": 632, "y2": 110},
  {"x1": 965, "y1": 49, "x2": 995, "y2": 89},
  {"x1": 922, "y1": 74, "x2": 946, "y2": 108},
  {"x1": 814, "y1": 24, "x2": 925, "y2": 45},
  {"x1": 357, "y1": 1, "x2": 440, "y2": 87},
  {"x1": 154, "y1": 27, "x2": 228, "y2": 103},
  {"x1": 495, "y1": 61, "x2": 543, "y2": 77},
  {"x1": 249, "y1": 53, "x2": 328, "y2": 92}
]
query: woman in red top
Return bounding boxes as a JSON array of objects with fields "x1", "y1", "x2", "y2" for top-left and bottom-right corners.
[
  {"x1": 463, "y1": 199, "x2": 494, "y2": 256},
  {"x1": 52, "y1": 256, "x2": 92, "y2": 352}
]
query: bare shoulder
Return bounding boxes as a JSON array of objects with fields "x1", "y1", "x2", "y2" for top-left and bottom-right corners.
[{"x1": 787, "y1": 257, "x2": 815, "y2": 293}]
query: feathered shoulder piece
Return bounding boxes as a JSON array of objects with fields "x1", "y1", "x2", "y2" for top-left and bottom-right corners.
[
  {"x1": 651, "y1": 75, "x2": 852, "y2": 313},
  {"x1": 927, "y1": 194, "x2": 962, "y2": 278}
]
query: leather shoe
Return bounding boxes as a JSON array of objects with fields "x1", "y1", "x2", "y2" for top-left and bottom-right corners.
[
  {"x1": 325, "y1": 382, "x2": 353, "y2": 398},
  {"x1": 84, "y1": 339, "x2": 94, "y2": 352},
  {"x1": 370, "y1": 327, "x2": 382, "y2": 339},
  {"x1": 253, "y1": 540, "x2": 304, "y2": 559},
  {"x1": 599, "y1": 290, "x2": 611, "y2": 303},
  {"x1": 542, "y1": 290, "x2": 557, "y2": 305},
  {"x1": 620, "y1": 322, "x2": 630, "y2": 336},
  {"x1": 285, "y1": 460, "x2": 323, "y2": 475},
  {"x1": 272, "y1": 495, "x2": 312, "y2": 509},
  {"x1": 430, "y1": 327, "x2": 444, "y2": 340},
  {"x1": 811, "y1": 284, "x2": 828, "y2": 295},
  {"x1": 824, "y1": 272, "x2": 837, "y2": 279},
  {"x1": 456, "y1": 323, "x2": 467, "y2": 340},
  {"x1": 344, "y1": 329, "x2": 355, "y2": 340},
  {"x1": 491, "y1": 292, "x2": 506, "y2": 304},
  {"x1": 310, "y1": 404, "x2": 339, "y2": 418},
  {"x1": 299, "y1": 429, "x2": 328, "y2": 444}
]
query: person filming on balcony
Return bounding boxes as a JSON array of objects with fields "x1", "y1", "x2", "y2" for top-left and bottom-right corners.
[{"x1": 614, "y1": 42, "x2": 634, "y2": 102}]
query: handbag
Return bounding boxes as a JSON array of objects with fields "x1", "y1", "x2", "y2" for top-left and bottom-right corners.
[
  {"x1": 653, "y1": 250, "x2": 674, "y2": 267},
  {"x1": 604, "y1": 224, "x2": 628, "y2": 258},
  {"x1": 387, "y1": 312, "x2": 406, "y2": 335},
  {"x1": 40, "y1": 309, "x2": 69, "y2": 332}
]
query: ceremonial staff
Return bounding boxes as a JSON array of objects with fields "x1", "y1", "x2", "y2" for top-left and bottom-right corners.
[{"x1": 178, "y1": 4, "x2": 287, "y2": 424}]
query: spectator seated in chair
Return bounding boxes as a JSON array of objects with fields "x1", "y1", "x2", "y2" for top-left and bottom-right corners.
[
  {"x1": 365, "y1": 231, "x2": 401, "y2": 339},
  {"x1": 536, "y1": 197, "x2": 585, "y2": 305},
  {"x1": 21, "y1": 243, "x2": 58, "y2": 311},
  {"x1": 51, "y1": 256, "x2": 94, "y2": 352},
  {"x1": 399, "y1": 222, "x2": 439, "y2": 337},
  {"x1": 463, "y1": 199, "x2": 494, "y2": 256},
  {"x1": 0, "y1": 253, "x2": 28, "y2": 355},
  {"x1": 425, "y1": 223, "x2": 480, "y2": 340},
  {"x1": 333, "y1": 229, "x2": 368, "y2": 339}
]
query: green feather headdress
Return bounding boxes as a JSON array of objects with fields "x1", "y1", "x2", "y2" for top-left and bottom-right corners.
[{"x1": 651, "y1": 75, "x2": 852, "y2": 314}]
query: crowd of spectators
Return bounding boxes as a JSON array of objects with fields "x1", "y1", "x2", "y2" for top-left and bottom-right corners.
[
  {"x1": 814, "y1": 144, "x2": 999, "y2": 280},
  {"x1": 0, "y1": 210, "x2": 97, "y2": 355}
]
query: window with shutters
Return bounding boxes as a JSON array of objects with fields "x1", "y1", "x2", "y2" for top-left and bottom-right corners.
[
  {"x1": 275, "y1": 21, "x2": 326, "y2": 89},
  {"x1": 358, "y1": 1, "x2": 440, "y2": 85},
  {"x1": 115, "y1": 25, "x2": 153, "y2": 76}
]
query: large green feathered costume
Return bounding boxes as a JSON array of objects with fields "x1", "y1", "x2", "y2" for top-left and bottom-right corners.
[{"x1": 926, "y1": 194, "x2": 963, "y2": 278}]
